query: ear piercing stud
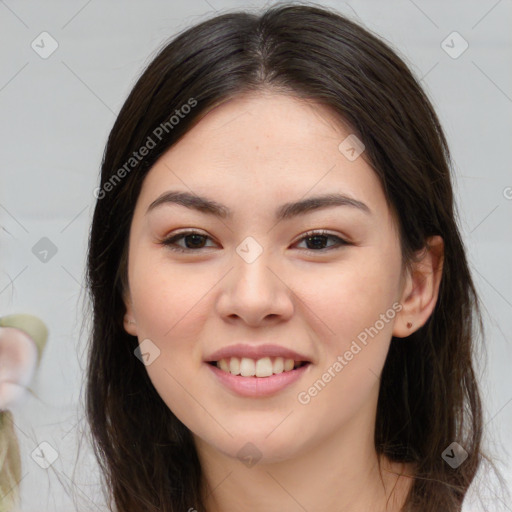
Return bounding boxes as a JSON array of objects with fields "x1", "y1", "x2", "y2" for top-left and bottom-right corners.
[{"x1": 406, "y1": 322, "x2": 413, "y2": 329}]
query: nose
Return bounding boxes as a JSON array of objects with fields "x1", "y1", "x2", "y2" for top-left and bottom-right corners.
[{"x1": 215, "y1": 248, "x2": 294, "y2": 327}]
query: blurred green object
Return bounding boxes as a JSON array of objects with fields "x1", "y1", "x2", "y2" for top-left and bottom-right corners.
[
  {"x1": 0, "y1": 411, "x2": 20, "y2": 512},
  {"x1": 0, "y1": 314, "x2": 48, "y2": 512},
  {"x1": 0, "y1": 314, "x2": 48, "y2": 363}
]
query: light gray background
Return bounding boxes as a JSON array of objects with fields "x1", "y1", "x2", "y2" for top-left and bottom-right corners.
[{"x1": 0, "y1": 0, "x2": 511, "y2": 510}]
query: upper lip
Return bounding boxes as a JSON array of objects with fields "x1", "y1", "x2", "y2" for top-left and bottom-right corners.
[{"x1": 205, "y1": 343, "x2": 312, "y2": 363}]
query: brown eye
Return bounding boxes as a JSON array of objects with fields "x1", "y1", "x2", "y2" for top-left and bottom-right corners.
[
  {"x1": 160, "y1": 231, "x2": 216, "y2": 252},
  {"x1": 294, "y1": 230, "x2": 349, "y2": 253}
]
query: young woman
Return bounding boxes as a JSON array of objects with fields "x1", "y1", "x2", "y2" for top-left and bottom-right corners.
[{"x1": 85, "y1": 3, "x2": 499, "y2": 511}]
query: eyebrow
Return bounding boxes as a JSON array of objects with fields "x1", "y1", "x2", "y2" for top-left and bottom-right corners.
[{"x1": 146, "y1": 190, "x2": 371, "y2": 220}]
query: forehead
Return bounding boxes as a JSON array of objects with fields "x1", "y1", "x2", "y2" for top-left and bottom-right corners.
[
  {"x1": 181, "y1": 91, "x2": 351, "y2": 156},
  {"x1": 135, "y1": 92, "x2": 389, "y2": 222}
]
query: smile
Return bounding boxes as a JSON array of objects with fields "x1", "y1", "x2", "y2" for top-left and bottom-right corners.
[
  {"x1": 209, "y1": 356, "x2": 308, "y2": 378},
  {"x1": 206, "y1": 358, "x2": 311, "y2": 397}
]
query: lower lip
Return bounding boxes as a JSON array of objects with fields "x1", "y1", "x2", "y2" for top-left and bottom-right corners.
[{"x1": 206, "y1": 362, "x2": 311, "y2": 397}]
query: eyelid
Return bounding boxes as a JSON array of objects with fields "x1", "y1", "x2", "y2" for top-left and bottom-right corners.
[
  {"x1": 159, "y1": 229, "x2": 216, "y2": 251},
  {"x1": 159, "y1": 229, "x2": 350, "y2": 254},
  {"x1": 294, "y1": 230, "x2": 350, "y2": 252}
]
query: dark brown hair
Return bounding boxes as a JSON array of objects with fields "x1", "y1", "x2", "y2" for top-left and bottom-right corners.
[{"x1": 84, "y1": 3, "x2": 503, "y2": 510}]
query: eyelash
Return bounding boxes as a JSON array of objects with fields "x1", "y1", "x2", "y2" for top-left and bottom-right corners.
[{"x1": 159, "y1": 229, "x2": 350, "y2": 254}]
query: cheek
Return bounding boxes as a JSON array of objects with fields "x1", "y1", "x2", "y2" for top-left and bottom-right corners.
[
  {"x1": 297, "y1": 249, "x2": 402, "y2": 345},
  {"x1": 128, "y1": 260, "x2": 213, "y2": 428},
  {"x1": 291, "y1": 248, "x2": 401, "y2": 408},
  {"x1": 130, "y1": 251, "x2": 208, "y2": 340}
]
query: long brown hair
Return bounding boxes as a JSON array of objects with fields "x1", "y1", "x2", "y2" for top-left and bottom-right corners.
[{"x1": 84, "y1": 3, "x2": 503, "y2": 510}]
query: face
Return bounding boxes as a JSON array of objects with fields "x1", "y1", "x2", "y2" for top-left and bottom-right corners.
[{"x1": 123, "y1": 91, "x2": 411, "y2": 463}]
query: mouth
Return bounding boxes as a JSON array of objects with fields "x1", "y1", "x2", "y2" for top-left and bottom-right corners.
[{"x1": 207, "y1": 357, "x2": 311, "y2": 378}]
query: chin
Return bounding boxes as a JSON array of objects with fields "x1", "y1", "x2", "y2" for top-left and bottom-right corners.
[{"x1": 198, "y1": 428, "x2": 307, "y2": 466}]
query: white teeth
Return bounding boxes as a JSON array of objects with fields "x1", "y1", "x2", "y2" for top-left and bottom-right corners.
[
  {"x1": 255, "y1": 357, "x2": 273, "y2": 377},
  {"x1": 273, "y1": 357, "x2": 284, "y2": 374},
  {"x1": 229, "y1": 357, "x2": 240, "y2": 375},
  {"x1": 240, "y1": 357, "x2": 255, "y2": 377},
  {"x1": 215, "y1": 356, "x2": 303, "y2": 377}
]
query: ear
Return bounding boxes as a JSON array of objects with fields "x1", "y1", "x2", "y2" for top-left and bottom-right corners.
[
  {"x1": 393, "y1": 235, "x2": 444, "y2": 338},
  {"x1": 122, "y1": 289, "x2": 138, "y2": 337}
]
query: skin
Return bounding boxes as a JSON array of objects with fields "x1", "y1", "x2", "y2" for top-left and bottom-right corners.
[{"x1": 123, "y1": 91, "x2": 444, "y2": 512}]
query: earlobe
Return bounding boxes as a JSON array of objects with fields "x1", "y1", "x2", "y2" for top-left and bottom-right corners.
[
  {"x1": 393, "y1": 235, "x2": 444, "y2": 338},
  {"x1": 123, "y1": 313, "x2": 138, "y2": 336},
  {"x1": 122, "y1": 291, "x2": 138, "y2": 336}
]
